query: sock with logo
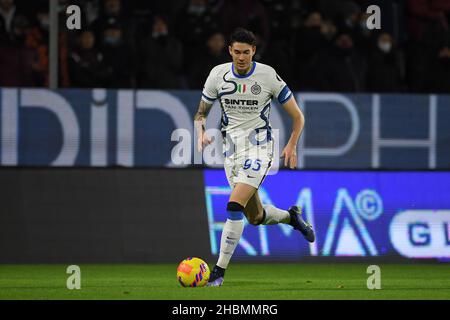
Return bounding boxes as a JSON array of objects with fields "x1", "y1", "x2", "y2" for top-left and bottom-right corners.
[{"x1": 216, "y1": 202, "x2": 245, "y2": 269}]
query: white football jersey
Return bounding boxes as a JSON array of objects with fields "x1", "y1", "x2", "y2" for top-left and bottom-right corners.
[{"x1": 201, "y1": 61, "x2": 293, "y2": 143}]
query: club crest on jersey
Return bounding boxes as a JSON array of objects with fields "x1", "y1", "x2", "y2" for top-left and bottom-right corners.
[
  {"x1": 251, "y1": 82, "x2": 261, "y2": 95},
  {"x1": 237, "y1": 84, "x2": 247, "y2": 93}
]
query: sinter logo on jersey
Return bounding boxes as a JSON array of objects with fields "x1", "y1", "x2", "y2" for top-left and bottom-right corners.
[{"x1": 223, "y1": 99, "x2": 259, "y2": 110}]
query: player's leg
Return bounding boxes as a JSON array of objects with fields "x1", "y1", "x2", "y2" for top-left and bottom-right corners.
[
  {"x1": 242, "y1": 190, "x2": 264, "y2": 224},
  {"x1": 241, "y1": 141, "x2": 293, "y2": 225},
  {"x1": 240, "y1": 142, "x2": 315, "y2": 240},
  {"x1": 245, "y1": 189, "x2": 315, "y2": 242},
  {"x1": 219, "y1": 182, "x2": 256, "y2": 269},
  {"x1": 244, "y1": 191, "x2": 290, "y2": 225},
  {"x1": 207, "y1": 182, "x2": 256, "y2": 287}
]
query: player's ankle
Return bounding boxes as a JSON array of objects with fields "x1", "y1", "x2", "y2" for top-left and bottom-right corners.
[{"x1": 215, "y1": 264, "x2": 226, "y2": 271}]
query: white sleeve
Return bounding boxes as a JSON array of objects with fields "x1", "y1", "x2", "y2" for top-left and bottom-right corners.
[
  {"x1": 270, "y1": 69, "x2": 293, "y2": 105},
  {"x1": 201, "y1": 68, "x2": 218, "y2": 104}
]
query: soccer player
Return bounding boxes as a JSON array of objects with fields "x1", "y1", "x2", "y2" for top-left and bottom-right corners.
[{"x1": 194, "y1": 28, "x2": 315, "y2": 287}]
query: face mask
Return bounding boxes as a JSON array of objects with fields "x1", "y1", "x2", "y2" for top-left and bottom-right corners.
[{"x1": 378, "y1": 41, "x2": 392, "y2": 53}]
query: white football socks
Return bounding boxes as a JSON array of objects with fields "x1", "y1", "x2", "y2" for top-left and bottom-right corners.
[
  {"x1": 216, "y1": 218, "x2": 244, "y2": 269},
  {"x1": 261, "y1": 204, "x2": 291, "y2": 225},
  {"x1": 216, "y1": 204, "x2": 290, "y2": 269}
]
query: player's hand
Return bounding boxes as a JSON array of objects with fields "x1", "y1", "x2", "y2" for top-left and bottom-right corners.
[
  {"x1": 280, "y1": 144, "x2": 297, "y2": 169},
  {"x1": 197, "y1": 132, "x2": 213, "y2": 152}
]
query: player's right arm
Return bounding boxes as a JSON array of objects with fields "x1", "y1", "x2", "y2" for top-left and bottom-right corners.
[
  {"x1": 194, "y1": 100, "x2": 213, "y2": 152},
  {"x1": 194, "y1": 66, "x2": 219, "y2": 151}
]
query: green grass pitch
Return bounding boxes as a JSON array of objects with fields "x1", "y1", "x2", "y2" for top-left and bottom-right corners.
[{"x1": 0, "y1": 263, "x2": 449, "y2": 300}]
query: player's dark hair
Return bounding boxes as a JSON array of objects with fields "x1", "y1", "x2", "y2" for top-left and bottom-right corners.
[{"x1": 230, "y1": 28, "x2": 256, "y2": 46}]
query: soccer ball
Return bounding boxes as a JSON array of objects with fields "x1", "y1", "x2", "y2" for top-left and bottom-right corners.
[{"x1": 177, "y1": 257, "x2": 210, "y2": 287}]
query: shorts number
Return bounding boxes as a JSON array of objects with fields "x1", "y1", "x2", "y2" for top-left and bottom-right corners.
[{"x1": 243, "y1": 159, "x2": 262, "y2": 171}]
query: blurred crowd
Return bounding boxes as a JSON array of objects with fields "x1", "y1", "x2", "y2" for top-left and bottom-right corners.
[{"x1": 0, "y1": 0, "x2": 450, "y2": 93}]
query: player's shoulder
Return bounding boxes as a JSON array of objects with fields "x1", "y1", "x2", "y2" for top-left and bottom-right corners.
[
  {"x1": 208, "y1": 62, "x2": 232, "y2": 77},
  {"x1": 255, "y1": 62, "x2": 288, "y2": 95},
  {"x1": 254, "y1": 62, "x2": 279, "y2": 82},
  {"x1": 254, "y1": 62, "x2": 277, "y2": 75}
]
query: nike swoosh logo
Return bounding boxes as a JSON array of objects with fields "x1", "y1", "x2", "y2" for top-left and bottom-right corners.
[
  {"x1": 247, "y1": 175, "x2": 256, "y2": 178},
  {"x1": 226, "y1": 236, "x2": 238, "y2": 240}
]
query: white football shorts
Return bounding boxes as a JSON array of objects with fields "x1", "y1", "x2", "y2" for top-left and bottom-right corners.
[{"x1": 223, "y1": 139, "x2": 274, "y2": 189}]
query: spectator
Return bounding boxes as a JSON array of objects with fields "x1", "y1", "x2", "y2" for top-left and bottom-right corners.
[
  {"x1": 317, "y1": 0, "x2": 361, "y2": 27},
  {"x1": 348, "y1": 12, "x2": 373, "y2": 56},
  {"x1": 426, "y1": 37, "x2": 450, "y2": 93},
  {"x1": 293, "y1": 11, "x2": 330, "y2": 88},
  {"x1": 0, "y1": 0, "x2": 24, "y2": 43},
  {"x1": 406, "y1": 0, "x2": 450, "y2": 92},
  {"x1": 261, "y1": 0, "x2": 304, "y2": 88},
  {"x1": 188, "y1": 31, "x2": 228, "y2": 89},
  {"x1": 92, "y1": 0, "x2": 124, "y2": 31},
  {"x1": 291, "y1": 11, "x2": 338, "y2": 90},
  {"x1": 175, "y1": 0, "x2": 220, "y2": 67},
  {"x1": 25, "y1": 5, "x2": 70, "y2": 87},
  {"x1": 308, "y1": 32, "x2": 366, "y2": 92},
  {"x1": 407, "y1": 0, "x2": 450, "y2": 43},
  {"x1": 219, "y1": 0, "x2": 270, "y2": 40},
  {"x1": 68, "y1": 30, "x2": 109, "y2": 88},
  {"x1": 24, "y1": 7, "x2": 48, "y2": 86},
  {"x1": 367, "y1": 32, "x2": 405, "y2": 93},
  {"x1": 263, "y1": 0, "x2": 301, "y2": 39},
  {"x1": 138, "y1": 15, "x2": 183, "y2": 89},
  {"x1": 91, "y1": 0, "x2": 136, "y2": 49},
  {"x1": 100, "y1": 22, "x2": 135, "y2": 88},
  {"x1": 0, "y1": 14, "x2": 37, "y2": 86}
]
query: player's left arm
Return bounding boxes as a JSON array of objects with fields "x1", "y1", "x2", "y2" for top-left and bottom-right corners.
[{"x1": 280, "y1": 96, "x2": 305, "y2": 169}]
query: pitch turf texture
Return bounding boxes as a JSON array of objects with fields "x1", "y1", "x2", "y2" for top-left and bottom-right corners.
[{"x1": 0, "y1": 263, "x2": 449, "y2": 300}]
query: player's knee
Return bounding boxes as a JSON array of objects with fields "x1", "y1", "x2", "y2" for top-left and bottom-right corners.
[
  {"x1": 226, "y1": 201, "x2": 245, "y2": 220},
  {"x1": 247, "y1": 211, "x2": 264, "y2": 226}
]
